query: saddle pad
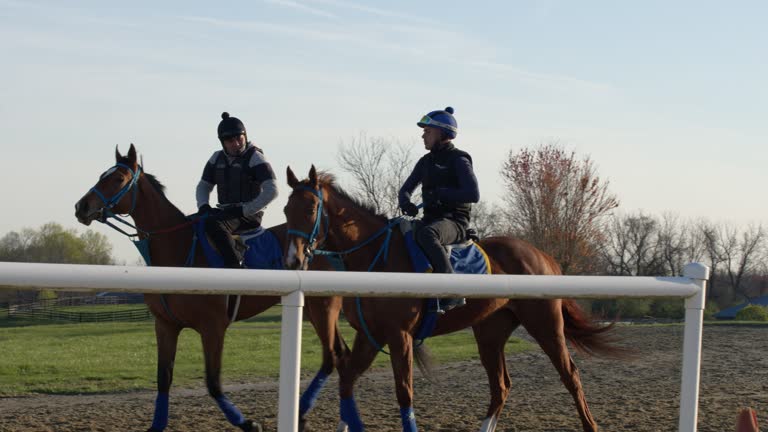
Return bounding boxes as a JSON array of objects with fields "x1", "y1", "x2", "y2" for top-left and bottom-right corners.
[
  {"x1": 194, "y1": 221, "x2": 284, "y2": 270},
  {"x1": 401, "y1": 223, "x2": 491, "y2": 275}
]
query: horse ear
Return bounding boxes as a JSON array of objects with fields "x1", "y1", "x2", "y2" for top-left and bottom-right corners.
[
  {"x1": 287, "y1": 166, "x2": 299, "y2": 188},
  {"x1": 309, "y1": 165, "x2": 318, "y2": 188},
  {"x1": 115, "y1": 145, "x2": 122, "y2": 161},
  {"x1": 127, "y1": 144, "x2": 137, "y2": 166}
]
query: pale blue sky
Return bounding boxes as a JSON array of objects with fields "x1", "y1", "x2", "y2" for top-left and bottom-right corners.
[{"x1": 1, "y1": 0, "x2": 765, "y2": 264}]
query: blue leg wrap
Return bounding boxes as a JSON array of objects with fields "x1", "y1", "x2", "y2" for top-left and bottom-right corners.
[
  {"x1": 400, "y1": 407, "x2": 417, "y2": 432},
  {"x1": 216, "y1": 395, "x2": 245, "y2": 426},
  {"x1": 299, "y1": 370, "x2": 329, "y2": 417},
  {"x1": 150, "y1": 392, "x2": 169, "y2": 431},
  {"x1": 340, "y1": 397, "x2": 365, "y2": 432}
]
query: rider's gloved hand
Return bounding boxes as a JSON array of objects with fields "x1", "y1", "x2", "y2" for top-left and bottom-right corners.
[
  {"x1": 212, "y1": 205, "x2": 243, "y2": 221},
  {"x1": 400, "y1": 202, "x2": 419, "y2": 217}
]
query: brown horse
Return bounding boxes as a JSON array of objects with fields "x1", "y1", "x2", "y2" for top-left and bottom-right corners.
[
  {"x1": 74, "y1": 145, "x2": 347, "y2": 432},
  {"x1": 283, "y1": 165, "x2": 624, "y2": 432}
]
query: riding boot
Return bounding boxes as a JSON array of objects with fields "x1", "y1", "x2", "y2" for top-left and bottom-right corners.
[{"x1": 207, "y1": 221, "x2": 243, "y2": 269}]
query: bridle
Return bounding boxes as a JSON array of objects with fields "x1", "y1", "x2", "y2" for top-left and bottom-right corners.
[{"x1": 285, "y1": 185, "x2": 330, "y2": 267}]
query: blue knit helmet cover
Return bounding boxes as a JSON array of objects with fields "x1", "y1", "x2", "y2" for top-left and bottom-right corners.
[{"x1": 417, "y1": 106, "x2": 457, "y2": 139}]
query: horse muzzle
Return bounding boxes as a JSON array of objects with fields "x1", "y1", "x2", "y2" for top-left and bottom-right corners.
[{"x1": 74, "y1": 198, "x2": 103, "y2": 226}]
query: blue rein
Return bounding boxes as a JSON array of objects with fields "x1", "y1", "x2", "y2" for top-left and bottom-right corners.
[
  {"x1": 287, "y1": 185, "x2": 421, "y2": 355},
  {"x1": 89, "y1": 163, "x2": 197, "y2": 267}
]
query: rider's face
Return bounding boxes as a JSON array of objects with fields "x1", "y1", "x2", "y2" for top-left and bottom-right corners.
[
  {"x1": 421, "y1": 127, "x2": 443, "y2": 150},
  {"x1": 221, "y1": 134, "x2": 247, "y2": 156}
]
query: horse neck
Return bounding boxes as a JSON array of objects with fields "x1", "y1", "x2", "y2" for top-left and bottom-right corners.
[
  {"x1": 323, "y1": 188, "x2": 400, "y2": 269},
  {"x1": 129, "y1": 175, "x2": 187, "y2": 234}
]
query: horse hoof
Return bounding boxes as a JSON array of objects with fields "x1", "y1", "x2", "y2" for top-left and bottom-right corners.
[
  {"x1": 298, "y1": 417, "x2": 308, "y2": 432},
  {"x1": 239, "y1": 419, "x2": 263, "y2": 432},
  {"x1": 146, "y1": 428, "x2": 163, "y2": 432},
  {"x1": 336, "y1": 421, "x2": 349, "y2": 432}
]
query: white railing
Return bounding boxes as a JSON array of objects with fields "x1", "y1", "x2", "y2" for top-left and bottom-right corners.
[{"x1": 0, "y1": 261, "x2": 709, "y2": 432}]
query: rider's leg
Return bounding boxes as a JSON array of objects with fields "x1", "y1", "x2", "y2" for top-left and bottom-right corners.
[
  {"x1": 415, "y1": 218, "x2": 466, "y2": 311},
  {"x1": 205, "y1": 217, "x2": 249, "y2": 268},
  {"x1": 414, "y1": 218, "x2": 464, "y2": 274}
]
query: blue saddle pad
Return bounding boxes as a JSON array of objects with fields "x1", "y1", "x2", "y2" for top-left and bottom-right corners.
[
  {"x1": 402, "y1": 229, "x2": 491, "y2": 275},
  {"x1": 194, "y1": 221, "x2": 284, "y2": 270},
  {"x1": 400, "y1": 222, "x2": 491, "y2": 342}
]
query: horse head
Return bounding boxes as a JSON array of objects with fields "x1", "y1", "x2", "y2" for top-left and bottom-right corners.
[
  {"x1": 284, "y1": 164, "x2": 327, "y2": 270},
  {"x1": 75, "y1": 143, "x2": 141, "y2": 226}
]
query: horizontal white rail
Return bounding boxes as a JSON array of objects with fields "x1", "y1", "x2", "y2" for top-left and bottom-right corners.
[
  {"x1": 0, "y1": 262, "x2": 703, "y2": 299},
  {"x1": 0, "y1": 261, "x2": 709, "y2": 432}
]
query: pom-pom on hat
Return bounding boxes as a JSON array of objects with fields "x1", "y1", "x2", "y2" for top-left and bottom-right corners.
[
  {"x1": 217, "y1": 112, "x2": 246, "y2": 140},
  {"x1": 417, "y1": 106, "x2": 458, "y2": 139}
]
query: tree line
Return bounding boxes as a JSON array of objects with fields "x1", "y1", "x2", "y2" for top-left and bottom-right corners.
[{"x1": 0, "y1": 223, "x2": 115, "y2": 303}]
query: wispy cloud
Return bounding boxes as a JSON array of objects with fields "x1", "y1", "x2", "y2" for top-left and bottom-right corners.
[
  {"x1": 469, "y1": 60, "x2": 614, "y2": 92},
  {"x1": 181, "y1": 15, "x2": 612, "y2": 94},
  {"x1": 304, "y1": 0, "x2": 434, "y2": 24},
  {"x1": 263, "y1": 0, "x2": 337, "y2": 19},
  {"x1": 180, "y1": 16, "x2": 351, "y2": 41}
]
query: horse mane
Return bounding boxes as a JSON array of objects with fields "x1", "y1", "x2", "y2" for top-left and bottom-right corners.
[
  {"x1": 315, "y1": 171, "x2": 388, "y2": 223},
  {"x1": 115, "y1": 157, "x2": 185, "y2": 217},
  {"x1": 144, "y1": 173, "x2": 167, "y2": 197}
]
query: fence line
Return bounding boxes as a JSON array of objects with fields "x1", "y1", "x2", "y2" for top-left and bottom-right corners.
[{"x1": 0, "y1": 261, "x2": 709, "y2": 432}]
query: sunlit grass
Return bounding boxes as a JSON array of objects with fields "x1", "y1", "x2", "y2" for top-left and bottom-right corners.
[{"x1": 0, "y1": 307, "x2": 534, "y2": 396}]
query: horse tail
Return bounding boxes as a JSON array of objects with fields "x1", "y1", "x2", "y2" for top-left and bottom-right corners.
[
  {"x1": 414, "y1": 343, "x2": 437, "y2": 383},
  {"x1": 562, "y1": 299, "x2": 633, "y2": 359}
]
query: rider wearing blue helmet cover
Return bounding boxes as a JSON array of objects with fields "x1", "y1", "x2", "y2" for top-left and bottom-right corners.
[{"x1": 398, "y1": 107, "x2": 480, "y2": 301}]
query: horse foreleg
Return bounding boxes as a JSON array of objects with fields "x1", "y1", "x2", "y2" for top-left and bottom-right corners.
[
  {"x1": 200, "y1": 325, "x2": 262, "y2": 432},
  {"x1": 516, "y1": 299, "x2": 598, "y2": 432},
  {"x1": 147, "y1": 319, "x2": 180, "y2": 432},
  {"x1": 471, "y1": 308, "x2": 519, "y2": 432},
  {"x1": 299, "y1": 296, "x2": 344, "y2": 430},
  {"x1": 389, "y1": 331, "x2": 417, "y2": 432},
  {"x1": 337, "y1": 332, "x2": 379, "y2": 432}
]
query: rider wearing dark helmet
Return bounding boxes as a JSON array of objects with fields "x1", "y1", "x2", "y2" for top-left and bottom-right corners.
[
  {"x1": 195, "y1": 112, "x2": 279, "y2": 268},
  {"x1": 398, "y1": 106, "x2": 480, "y2": 282}
]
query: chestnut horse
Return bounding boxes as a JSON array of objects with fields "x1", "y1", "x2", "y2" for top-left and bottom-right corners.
[
  {"x1": 283, "y1": 165, "x2": 624, "y2": 432},
  {"x1": 74, "y1": 145, "x2": 346, "y2": 432}
]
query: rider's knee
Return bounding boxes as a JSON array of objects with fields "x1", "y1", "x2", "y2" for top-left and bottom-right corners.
[{"x1": 414, "y1": 225, "x2": 439, "y2": 246}]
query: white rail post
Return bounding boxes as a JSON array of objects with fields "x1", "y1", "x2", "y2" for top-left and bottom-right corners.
[
  {"x1": 678, "y1": 263, "x2": 709, "y2": 432},
  {"x1": 277, "y1": 289, "x2": 305, "y2": 432}
]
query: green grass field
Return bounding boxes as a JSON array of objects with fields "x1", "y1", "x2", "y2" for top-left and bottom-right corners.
[
  {"x1": 0, "y1": 307, "x2": 534, "y2": 396},
  {"x1": 53, "y1": 304, "x2": 149, "y2": 314}
]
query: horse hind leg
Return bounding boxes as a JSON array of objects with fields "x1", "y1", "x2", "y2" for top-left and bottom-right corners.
[
  {"x1": 147, "y1": 319, "x2": 181, "y2": 432},
  {"x1": 200, "y1": 325, "x2": 262, "y2": 432},
  {"x1": 516, "y1": 299, "x2": 598, "y2": 432},
  {"x1": 471, "y1": 308, "x2": 520, "y2": 432}
]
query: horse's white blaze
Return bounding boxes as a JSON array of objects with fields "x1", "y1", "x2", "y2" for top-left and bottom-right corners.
[
  {"x1": 336, "y1": 421, "x2": 349, "y2": 432},
  {"x1": 286, "y1": 242, "x2": 299, "y2": 268},
  {"x1": 479, "y1": 415, "x2": 498, "y2": 432}
]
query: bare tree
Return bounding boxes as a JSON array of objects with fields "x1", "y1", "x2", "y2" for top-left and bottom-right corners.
[
  {"x1": 601, "y1": 213, "x2": 665, "y2": 276},
  {"x1": 720, "y1": 224, "x2": 765, "y2": 302},
  {"x1": 501, "y1": 142, "x2": 618, "y2": 274},
  {"x1": 470, "y1": 200, "x2": 508, "y2": 239},
  {"x1": 337, "y1": 132, "x2": 417, "y2": 217}
]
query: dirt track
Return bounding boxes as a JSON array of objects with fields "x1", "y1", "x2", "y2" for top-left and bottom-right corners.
[{"x1": 1, "y1": 325, "x2": 766, "y2": 431}]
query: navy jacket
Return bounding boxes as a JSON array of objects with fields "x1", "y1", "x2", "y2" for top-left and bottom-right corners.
[{"x1": 398, "y1": 142, "x2": 479, "y2": 226}]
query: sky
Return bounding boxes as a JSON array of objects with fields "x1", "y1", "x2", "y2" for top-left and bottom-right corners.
[{"x1": 1, "y1": 0, "x2": 766, "y2": 265}]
